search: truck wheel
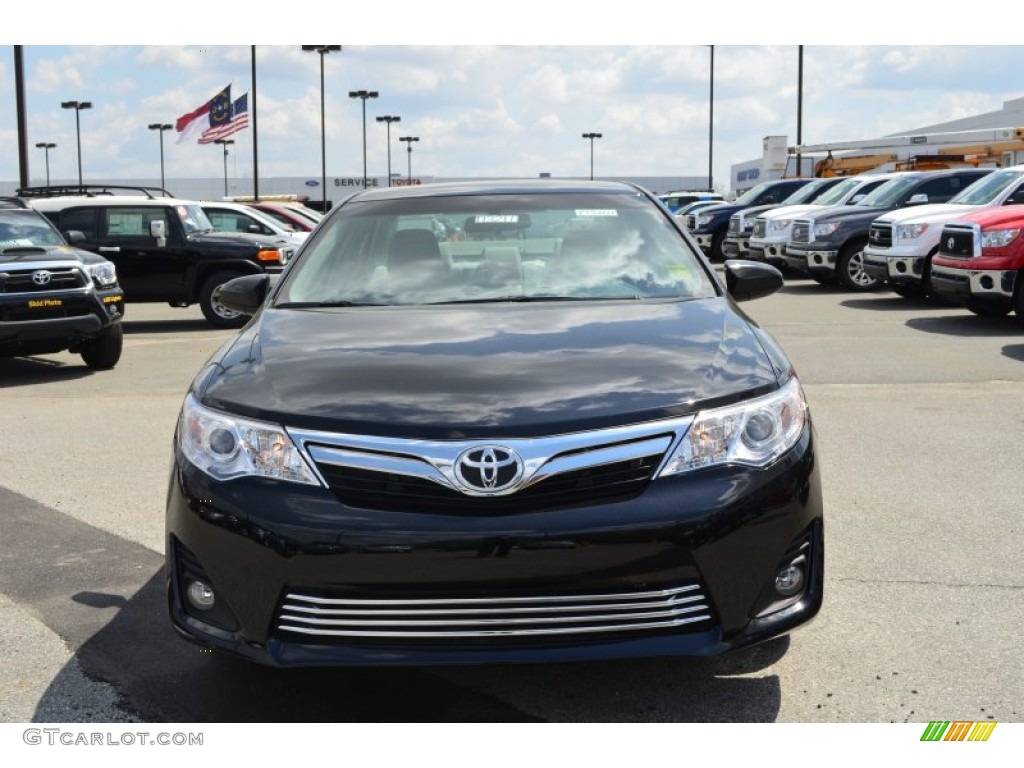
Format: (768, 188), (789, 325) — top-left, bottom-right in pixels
(710, 231), (726, 262)
(1015, 277), (1024, 325)
(80, 323), (123, 370)
(837, 241), (881, 291)
(965, 299), (1010, 318)
(199, 271), (247, 329)
(891, 284), (926, 299)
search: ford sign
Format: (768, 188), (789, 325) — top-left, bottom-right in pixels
(305, 180), (320, 187)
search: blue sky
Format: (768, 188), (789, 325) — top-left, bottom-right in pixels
(3, 9), (1022, 193)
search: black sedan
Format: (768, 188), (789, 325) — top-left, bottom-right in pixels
(166, 180), (823, 667)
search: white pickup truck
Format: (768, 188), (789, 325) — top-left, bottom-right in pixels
(862, 164), (1024, 298)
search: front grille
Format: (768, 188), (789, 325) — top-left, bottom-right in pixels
(316, 454), (662, 515)
(791, 221), (810, 243)
(275, 582), (714, 642)
(727, 217), (740, 235)
(684, 215), (696, 230)
(868, 222), (892, 249)
(752, 219), (767, 237)
(0, 267), (87, 293)
(939, 225), (977, 258)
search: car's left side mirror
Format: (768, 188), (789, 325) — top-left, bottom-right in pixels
(724, 260), (784, 302)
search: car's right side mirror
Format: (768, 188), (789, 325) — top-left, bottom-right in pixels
(150, 219), (167, 247)
(214, 273), (274, 316)
(724, 260), (784, 302)
(907, 193), (929, 205)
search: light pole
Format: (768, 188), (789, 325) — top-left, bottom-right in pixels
(582, 132), (602, 180)
(148, 123), (172, 191)
(349, 90), (379, 189)
(708, 45), (714, 192)
(34, 142), (56, 186)
(214, 139), (235, 197)
(399, 136), (419, 183)
(301, 45), (341, 210)
(60, 100), (92, 186)
(376, 115), (401, 187)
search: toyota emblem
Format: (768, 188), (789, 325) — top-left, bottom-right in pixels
(947, 237), (954, 250)
(454, 446), (523, 494)
(31, 270), (52, 286)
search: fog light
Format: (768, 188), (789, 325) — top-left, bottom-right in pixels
(980, 275), (994, 290)
(812, 255), (822, 265)
(895, 262), (906, 273)
(775, 565), (805, 597)
(187, 580), (216, 611)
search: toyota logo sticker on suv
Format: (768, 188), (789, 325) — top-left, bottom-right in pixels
(31, 270), (52, 286)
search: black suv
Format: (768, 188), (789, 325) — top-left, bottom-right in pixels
(0, 197), (124, 369)
(22, 186), (292, 328)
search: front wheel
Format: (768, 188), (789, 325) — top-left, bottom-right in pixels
(837, 241), (881, 291)
(710, 231), (726, 262)
(199, 271), (247, 329)
(80, 323), (123, 370)
(966, 300), (1010, 318)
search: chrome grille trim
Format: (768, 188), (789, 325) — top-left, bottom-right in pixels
(276, 584), (713, 638)
(289, 416), (692, 498)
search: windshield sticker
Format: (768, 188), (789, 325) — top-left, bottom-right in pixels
(474, 215), (520, 224)
(574, 209), (618, 217)
(667, 264), (694, 279)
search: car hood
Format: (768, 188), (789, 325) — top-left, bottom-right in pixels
(803, 204), (892, 224)
(0, 244), (109, 267)
(197, 299), (783, 440)
(873, 203), (976, 225)
(757, 203), (829, 221)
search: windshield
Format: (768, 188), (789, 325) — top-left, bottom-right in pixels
(0, 210), (66, 248)
(277, 191), (718, 307)
(812, 177), (863, 206)
(855, 175), (920, 207)
(779, 180), (832, 205)
(733, 182), (774, 206)
(948, 169), (1023, 205)
(177, 204), (215, 235)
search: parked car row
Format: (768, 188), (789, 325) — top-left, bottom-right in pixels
(0, 186), (327, 370)
(679, 166), (1024, 323)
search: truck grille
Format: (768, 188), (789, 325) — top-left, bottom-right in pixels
(727, 217), (740, 235)
(939, 225), (978, 258)
(752, 219), (767, 237)
(0, 267), (88, 294)
(791, 221), (810, 243)
(275, 582), (715, 642)
(868, 222), (893, 249)
(683, 215), (696, 230)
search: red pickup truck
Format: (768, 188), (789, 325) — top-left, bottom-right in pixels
(930, 207), (1024, 320)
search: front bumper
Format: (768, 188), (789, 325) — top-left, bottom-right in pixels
(0, 287), (124, 352)
(166, 427), (824, 667)
(693, 232), (714, 252)
(722, 235), (752, 259)
(929, 265), (1017, 308)
(862, 248), (925, 286)
(747, 239), (788, 267)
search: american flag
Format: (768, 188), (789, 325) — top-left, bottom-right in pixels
(198, 93), (249, 144)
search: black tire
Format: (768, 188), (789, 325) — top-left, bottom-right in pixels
(1015, 276), (1024, 325)
(836, 240), (881, 292)
(710, 230), (726, 262)
(965, 300), (1010, 318)
(809, 272), (837, 286)
(80, 323), (123, 370)
(199, 271), (247, 329)
(891, 284), (926, 299)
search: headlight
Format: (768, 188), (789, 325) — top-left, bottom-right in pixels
(659, 377), (807, 475)
(87, 261), (118, 287)
(812, 221), (842, 237)
(177, 394), (320, 485)
(896, 223), (929, 240)
(697, 212), (716, 227)
(981, 228), (1021, 248)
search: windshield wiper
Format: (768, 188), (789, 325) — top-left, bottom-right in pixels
(425, 295), (643, 305)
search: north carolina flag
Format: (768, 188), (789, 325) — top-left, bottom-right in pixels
(175, 84), (231, 144)
(198, 92), (249, 144)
